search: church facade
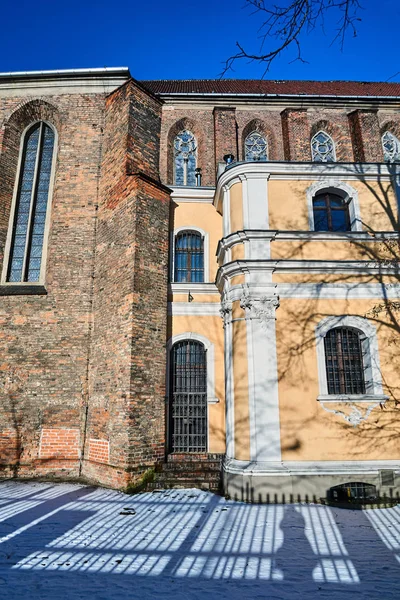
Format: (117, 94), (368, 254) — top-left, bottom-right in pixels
(0, 67), (399, 501)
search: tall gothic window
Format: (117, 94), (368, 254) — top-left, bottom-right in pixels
(311, 131), (336, 162)
(324, 327), (366, 395)
(174, 231), (204, 283)
(244, 131), (268, 161)
(174, 130), (197, 186)
(6, 122), (55, 283)
(313, 192), (351, 232)
(382, 131), (400, 162)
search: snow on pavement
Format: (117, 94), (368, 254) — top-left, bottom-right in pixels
(0, 481), (399, 599)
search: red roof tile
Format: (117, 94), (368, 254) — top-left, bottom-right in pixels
(140, 79), (400, 97)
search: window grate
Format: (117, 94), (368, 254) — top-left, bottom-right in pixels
(324, 327), (366, 395)
(169, 340), (207, 453)
(174, 231), (204, 283)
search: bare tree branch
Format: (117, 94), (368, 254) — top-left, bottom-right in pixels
(222, 0), (363, 77)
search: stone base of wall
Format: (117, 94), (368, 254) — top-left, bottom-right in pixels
(223, 459), (400, 503)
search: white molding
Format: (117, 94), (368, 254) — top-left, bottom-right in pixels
(166, 332), (219, 405)
(168, 302), (221, 316)
(215, 161), (396, 213)
(1, 120), (58, 285)
(170, 226), (209, 283)
(169, 282), (219, 294)
(306, 179), (362, 231)
(170, 186), (215, 203)
(315, 315), (385, 399)
(223, 457), (400, 476)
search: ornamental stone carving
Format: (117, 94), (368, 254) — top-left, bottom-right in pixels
(240, 293), (280, 330)
(319, 400), (383, 427)
(219, 299), (233, 328)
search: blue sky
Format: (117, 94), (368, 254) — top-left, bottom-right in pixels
(2, 0), (399, 82)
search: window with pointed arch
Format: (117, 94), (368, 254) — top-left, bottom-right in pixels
(382, 131), (400, 162)
(244, 131), (268, 161)
(4, 121), (56, 283)
(174, 230), (204, 282)
(311, 131), (336, 162)
(174, 130), (197, 186)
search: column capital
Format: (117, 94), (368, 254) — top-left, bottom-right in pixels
(240, 293), (280, 329)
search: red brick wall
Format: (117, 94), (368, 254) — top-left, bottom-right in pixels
(213, 107), (238, 166)
(40, 428), (80, 459)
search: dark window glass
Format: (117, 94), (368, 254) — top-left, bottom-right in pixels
(324, 327), (366, 395)
(7, 122), (55, 282)
(313, 192), (350, 232)
(174, 231), (204, 283)
(169, 340), (207, 452)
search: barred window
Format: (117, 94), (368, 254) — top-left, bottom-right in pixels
(244, 131), (268, 161)
(174, 130), (197, 186)
(313, 192), (351, 232)
(382, 131), (400, 163)
(311, 131), (336, 162)
(324, 327), (366, 395)
(174, 231), (204, 283)
(169, 340), (207, 453)
(6, 122), (55, 283)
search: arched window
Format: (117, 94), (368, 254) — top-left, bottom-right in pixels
(174, 231), (204, 283)
(324, 327), (366, 395)
(174, 130), (197, 186)
(313, 191), (351, 231)
(382, 131), (400, 163)
(311, 131), (336, 162)
(244, 131), (268, 161)
(6, 122), (55, 283)
(169, 339), (207, 452)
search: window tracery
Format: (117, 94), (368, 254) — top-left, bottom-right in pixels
(174, 130), (197, 186)
(311, 131), (336, 162)
(244, 131), (268, 161)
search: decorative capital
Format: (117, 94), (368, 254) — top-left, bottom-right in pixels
(219, 299), (233, 328)
(240, 293), (279, 329)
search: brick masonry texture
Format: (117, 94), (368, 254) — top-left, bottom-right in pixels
(0, 74), (399, 489)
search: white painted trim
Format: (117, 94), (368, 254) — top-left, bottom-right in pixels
(169, 282), (219, 294)
(306, 179), (362, 231)
(170, 186), (215, 202)
(166, 332), (219, 405)
(170, 226), (209, 283)
(1, 120), (58, 285)
(315, 315), (385, 397)
(224, 457), (400, 476)
(215, 161), (396, 213)
(168, 302), (221, 316)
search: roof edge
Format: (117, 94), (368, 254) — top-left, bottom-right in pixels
(0, 67), (131, 80)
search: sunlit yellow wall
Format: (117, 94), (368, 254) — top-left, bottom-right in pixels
(170, 201), (222, 281)
(276, 297), (400, 461)
(268, 179), (398, 231)
(231, 301), (250, 460)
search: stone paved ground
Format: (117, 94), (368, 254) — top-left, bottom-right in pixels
(0, 481), (399, 599)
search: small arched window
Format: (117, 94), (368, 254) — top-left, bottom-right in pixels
(313, 192), (351, 231)
(324, 327), (366, 395)
(6, 122), (55, 283)
(382, 131), (400, 163)
(174, 231), (204, 283)
(311, 131), (336, 162)
(174, 130), (197, 186)
(244, 131), (268, 161)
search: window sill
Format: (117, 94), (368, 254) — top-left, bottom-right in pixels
(0, 284), (47, 296)
(317, 394), (388, 403)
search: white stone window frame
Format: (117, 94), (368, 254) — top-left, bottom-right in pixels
(311, 130), (336, 163)
(170, 226), (209, 283)
(1, 120), (58, 286)
(306, 180), (362, 232)
(315, 315), (387, 402)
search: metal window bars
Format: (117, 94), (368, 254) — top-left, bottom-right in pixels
(169, 340), (207, 453)
(324, 327), (366, 395)
(174, 231), (204, 283)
